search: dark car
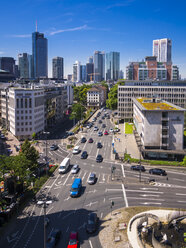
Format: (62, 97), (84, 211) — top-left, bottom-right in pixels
(46, 229), (61, 248)
(96, 154), (103, 163)
(50, 144), (58, 151)
(97, 142), (102, 148)
(86, 213), (99, 234)
(98, 120), (102, 124)
(102, 124), (106, 128)
(81, 151), (88, 159)
(88, 138), (93, 143)
(149, 168), (167, 176)
(101, 116), (105, 120)
(130, 165), (146, 172)
(107, 115), (110, 119)
(81, 137), (86, 143)
(87, 173), (96, 185)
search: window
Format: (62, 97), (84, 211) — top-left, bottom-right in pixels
(21, 116), (23, 120)
(25, 98), (27, 108)
(25, 128), (28, 131)
(25, 122), (28, 125)
(29, 110), (32, 113)
(17, 128), (20, 131)
(29, 122), (32, 125)
(21, 110), (24, 114)
(21, 99), (23, 108)
(29, 99), (32, 108)
(29, 116), (32, 119)
(17, 110), (19, 114)
(17, 117), (19, 120)
(16, 99), (19, 108)
(21, 122), (24, 125)
(25, 116), (28, 120)
(21, 128), (24, 131)
(30, 128), (32, 131)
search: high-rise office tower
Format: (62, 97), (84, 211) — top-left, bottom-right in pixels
(0, 57), (15, 74)
(80, 65), (86, 82)
(28, 55), (33, 78)
(32, 31), (48, 78)
(106, 52), (120, 81)
(52, 57), (64, 79)
(73, 61), (81, 82)
(18, 53), (29, 78)
(94, 51), (105, 82)
(88, 56), (93, 64)
(86, 62), (94, 82)
(153, 38), (172, 63)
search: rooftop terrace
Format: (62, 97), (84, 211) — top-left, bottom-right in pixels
(137, 98), (179, 111)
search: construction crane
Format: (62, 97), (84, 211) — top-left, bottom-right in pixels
(88, 73), (100, 82)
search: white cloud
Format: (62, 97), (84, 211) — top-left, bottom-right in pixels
(0, 51), (4, 55)
(106, 0), (135, 9)
(49, 25), (88, 36)
(10, 34), (31, 38)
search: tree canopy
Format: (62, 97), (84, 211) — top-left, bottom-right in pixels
(106, 81), (125, 110)
(70, 103), (86, 121)
(73, 85), (92, 105)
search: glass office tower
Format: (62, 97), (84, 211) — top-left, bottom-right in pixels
(94, 51), (105, 82)
(106, 52), (120, 81)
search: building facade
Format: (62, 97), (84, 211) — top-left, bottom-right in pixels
(153, 38), (172, 63)
(52, 57), (64, 79)
(94, 51), (105, 82)
(0, 57), (16, 75)
(106, 52), (120, 81)
(80, 65), (86, 82)
(18, 53), (29, 78)
(87, 85), (107, 109)
(32, 32), (48, 78)
(118, 80), (186, 121)
(73, 61), (81, 82)
(86, 62), (94, 82)
(126, 56), (179, 81)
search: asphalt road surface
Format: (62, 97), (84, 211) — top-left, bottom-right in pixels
(2, 110), (186, 248)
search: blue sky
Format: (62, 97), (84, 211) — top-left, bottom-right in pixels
(1, 0), (186, 78)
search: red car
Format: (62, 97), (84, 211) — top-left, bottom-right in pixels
(104, 130), (109, 135)
(67, 231), (79, 248)
(88, 138), (93, 143)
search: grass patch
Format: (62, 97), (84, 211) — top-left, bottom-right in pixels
(125, 122), (133, 134)
(67, 144), (74, 149)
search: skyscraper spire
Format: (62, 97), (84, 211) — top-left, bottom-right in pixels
(36, 20), (37, 32)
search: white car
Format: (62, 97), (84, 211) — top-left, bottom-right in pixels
(109, 128), (114, 133)
(71, 164), (79, 174)
(94, 126), (98, 131)
(72, 146), (80, 154)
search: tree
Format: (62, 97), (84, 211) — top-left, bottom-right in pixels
(32, 132), (36, 140)
(106, 83), (118, 110)
(181, 155), (186, 166)
(70, 103), (86, 123)
(20, 139), (39, 171)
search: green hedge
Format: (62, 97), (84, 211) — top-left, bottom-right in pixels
(67, 144), (74, 149)
(33, 176), (48, 193)
(124, 153), (182, 166)
(49, 165), (58, 175)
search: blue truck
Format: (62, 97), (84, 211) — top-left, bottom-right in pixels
(70, 178), (82, 197)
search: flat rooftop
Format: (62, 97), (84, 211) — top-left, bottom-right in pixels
(136, 97), (179, 111)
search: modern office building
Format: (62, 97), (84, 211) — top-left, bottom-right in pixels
(32, 31), (48, 78)
(67, 74), (72, 81)
(86, 62), (94, 82)
(52, 57), (64, 79)
(28, 55), (33, 78)
(117, 80), (186, 122)
(0, 57), (16, 75)
(94, 51), (105, 82)
(80, 65), (86, 82)
(126, 56), (179, 81)
(153, 38), (172, 63)
(73, 61), (81, 82)
(88, 56), (93, 64)
(18, 53), (29, 78)
(106, 52), (120, 81)
(119, 70), (124, 79)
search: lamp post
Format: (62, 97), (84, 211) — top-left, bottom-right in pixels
(139, 144), (142, 182)
(43, 131), (50, 175)
(37, 199), (52, 248)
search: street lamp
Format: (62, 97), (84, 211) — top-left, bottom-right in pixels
(37, 199), (52, 248)
(139, 144), (142, 182)
(43, 131), (50, 175)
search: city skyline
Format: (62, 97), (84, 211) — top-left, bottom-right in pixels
(0, 0), (186, 78)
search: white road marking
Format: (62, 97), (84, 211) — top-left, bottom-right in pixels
(126, 189), (164, 194)
(173, 178), (185, 182)
(66, 226), (69, 232)
(140, 187), (159, 190)
(46, 206), (53, 214)
(82, 172), (87, 181)
(62, 211), (75, 220)
(85, 201), (98, 207)
(127, 197), (165, 201)
(105, 188), (122, 192)
(140, 194), (160, 197)
(63, 172), (71, 186)
(101, 212), (103, 219)
(89, 240), (93, 248)
(107, 175), (110, 183)
(64, 197), (70, 201)
(103, 198), (105, 203)
(109, 197), (122, 200)
(122, 184), (128, 207)
(177, 200), (186, 203)
(47, 174), (60, 193)
(97, 173), (100, 182)
(176, 193), (186, 196)
(103, 174), (105, 181)
(121, 164), (125, 178)
(141, 202), (162, 205)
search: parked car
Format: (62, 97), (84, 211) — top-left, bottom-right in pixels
(109, 128), (114, 133)
(87, 173), (96, 185)
(98, 131), (103, 137)
(81, 137), (86, 143)
(102, 124), (106, 128)
(97, 142), (102, 148)
(81, 151), (88, 159)
(104, 130), (109, 135)
(46, 229), (61, 248)
(149, 168), (167, 176)
(68, 132), (74, 136)
(50, 144), (58, 151)
(86, 213), (99, 234)
(88, 138), (93, 143)
(130, 165), (146, 172)
(101, 116), (105, 120)
(72, 146), (80, 154)
(98, 120), (102, 124)
(67, 231), (79, 248)
(96, 154), (103, 163)
(94, 126), (99, 131)
(71, 164), (79, 174)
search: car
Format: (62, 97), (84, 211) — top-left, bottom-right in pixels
(68, 132), (74, 136)
(102, 124), (106, 128)
(67, 231), (79, 248)
(72, 146), (80, 154)
(81, 137), (86, 143)
(101, 116), (105, 120)
(109, 128), (114, 133)
(88, 138), (93, 143)
(114, 128), (120, 132)
(87, 173), (96, 185)
(97, 142), (102, 148)
(107, 115), (110, 119)
(0, 134), (6, 140)
(46, 229), (61, 248)
(71, 164), (79, 174)
(86, 213), (99, 234)
(130, 165), (146, 172)
(86, 125), (91, 129)
(98, 120), (102, 124)
(50, 144), (58, 151)
(149, 168), (167, 176)
(81, 151), (88, 159)
(94, 126), (99, 131)
(104, 130), (109, 135)
(96, 154), (103, 163)
(98, 131), (103, 137)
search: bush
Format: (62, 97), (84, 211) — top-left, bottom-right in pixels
(49, 165), (58, 175)
(67, 144), (74, 149)
(33, 176), (48, 193)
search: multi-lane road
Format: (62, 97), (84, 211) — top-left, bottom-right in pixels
(2, 110), (186, 248)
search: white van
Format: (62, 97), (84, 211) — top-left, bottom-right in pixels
(58, 157), (70, 174)
(72, 146), (80, 154)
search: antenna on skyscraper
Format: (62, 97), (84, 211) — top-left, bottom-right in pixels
(36, 20), (38, 32)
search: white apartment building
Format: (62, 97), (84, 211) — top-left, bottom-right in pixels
(133, 97), (185, 151)
(73, 61), (81, 82)
(153, 38), (172, 63)
(1, 87), (44, 140)
(87, 88), (100, 109)
(118, 81), (186, 121)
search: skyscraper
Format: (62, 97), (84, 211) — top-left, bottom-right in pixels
(52, 57), (64, 79)
(18, 53), (29, 78)
(106, 52), (120, 81)
(32, 31), (48, 78)
(73, 61), (81, 82)
(153, 38), (172, 63)
(80, 65), (86, 82)
(94, 51), (105, 82)
(0, 57), (15, 74)
(28, 55), (33, 78)
(88, 56), (93, 63)
(86, 62), (94, 82)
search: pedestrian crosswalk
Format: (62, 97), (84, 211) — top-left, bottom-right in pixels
(153, 182), (186, 188)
